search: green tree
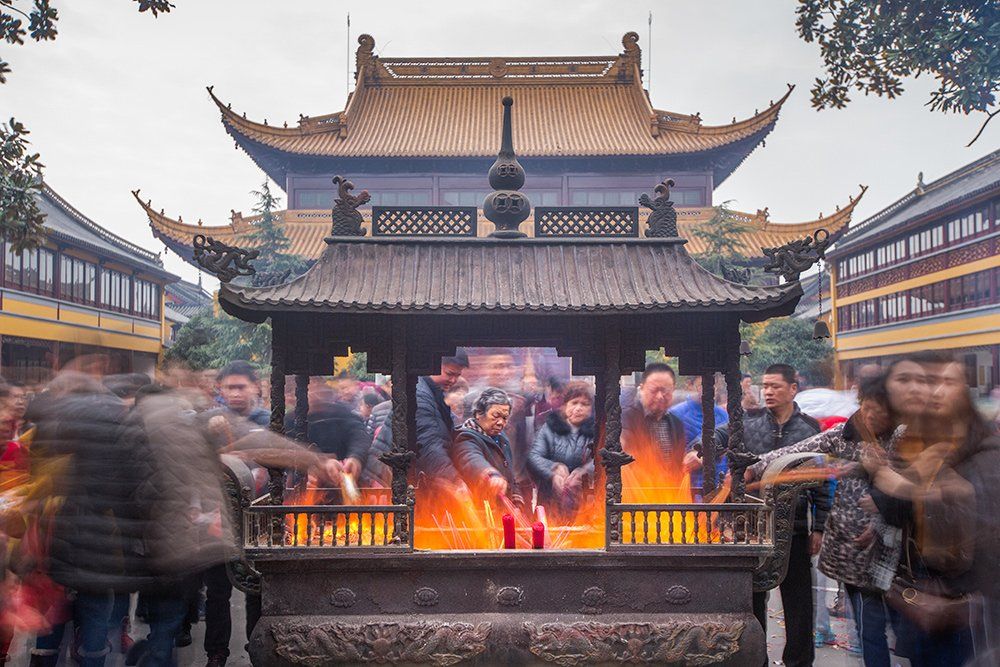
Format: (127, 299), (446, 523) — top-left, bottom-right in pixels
(691, 201), (758, 282)
(165, 309), (272, 372)
(795, 0), (1000, 144)
(241, 179), (307, 283)
(741, 317), (834, 387)
(0, 1), (173, 248)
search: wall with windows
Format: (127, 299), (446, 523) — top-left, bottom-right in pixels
(1, 242), (161, 321)
(837, 267), (998, 332)
(838, 200), (996, 281)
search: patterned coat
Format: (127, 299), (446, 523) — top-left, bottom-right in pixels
(750, 418), (904, 591)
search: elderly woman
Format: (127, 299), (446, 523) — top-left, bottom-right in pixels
(527, 381), (595, 520)
(450, 388), (522, 506)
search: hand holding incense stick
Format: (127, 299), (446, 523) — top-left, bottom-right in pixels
(341, 472), (361, 504)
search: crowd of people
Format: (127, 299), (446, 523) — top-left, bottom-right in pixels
(0, 347), (997, 666)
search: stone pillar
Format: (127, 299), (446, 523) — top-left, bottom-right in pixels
(700, 372), (716, 497)
(293, 374), (309, 442)
(268, 341), (286, 505)
(380, 319), (414, 543)
(599, 319), (634, 545)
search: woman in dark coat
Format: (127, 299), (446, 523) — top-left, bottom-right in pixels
(450, 388), (522, 507)
(527, 381), (595, 520)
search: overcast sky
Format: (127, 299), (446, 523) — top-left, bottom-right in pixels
(1, 0), (994, 285)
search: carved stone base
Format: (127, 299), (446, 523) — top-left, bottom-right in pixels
(250, 613), (761, 666)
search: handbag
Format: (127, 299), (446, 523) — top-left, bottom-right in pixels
(885, 537), (973, 635)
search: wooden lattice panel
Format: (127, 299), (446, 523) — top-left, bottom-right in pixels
(534, 207), (639, 237)
(372, 206), (477, 236)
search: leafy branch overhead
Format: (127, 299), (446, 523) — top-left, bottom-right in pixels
(796, 0), (1000, 144)
(0, 0), (173, 249)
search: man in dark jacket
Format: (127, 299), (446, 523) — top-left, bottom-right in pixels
(305, 378), (371, 479)
(698, 363), (829, 667)
(621, 364), (687, 473)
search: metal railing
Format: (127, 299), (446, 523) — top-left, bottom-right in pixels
(244, 502), (414, 551)
(606, 501), (773, 549)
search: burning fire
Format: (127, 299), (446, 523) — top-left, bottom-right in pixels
(277, 431), (732, 550)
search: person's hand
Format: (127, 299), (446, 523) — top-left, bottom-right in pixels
(854, 523), (876, 548)
(859, 493), (878, 515)
(809, 531), (823, 556)
(565, 467), (586, 490)
(683, 450), (702, 472)
(318, 457), (343, 485)
(208, 414), (229, 439)
(341, 457), (362, 479)
(742, 466), (758, 484)
(485, 473), (508, 497)
(860, 442), (887, 476)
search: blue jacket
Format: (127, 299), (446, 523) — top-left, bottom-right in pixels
(669, 398), (729, 445)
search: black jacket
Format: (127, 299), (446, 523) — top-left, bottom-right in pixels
(704, 402), (830, 535)
(450, 426), (517, 499)
(414, 377), (462, 483)
(306, 401), (371, 464)
(527, 411), (595, 515)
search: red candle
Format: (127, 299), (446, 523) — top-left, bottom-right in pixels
(532, 521), (545, 549)
(502, 513), (516, 549)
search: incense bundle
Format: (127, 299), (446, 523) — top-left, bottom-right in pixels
(502, 513), (516, 549)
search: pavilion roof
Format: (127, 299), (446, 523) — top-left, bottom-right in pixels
(135, 187), (864, 265)
(208, 33), (791, 177)
(217, 237), (802, 322)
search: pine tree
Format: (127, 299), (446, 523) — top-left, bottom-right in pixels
(242, 179), (307, 282)
(692, 201), (757, 282)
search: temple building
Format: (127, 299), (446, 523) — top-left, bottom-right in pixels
(829, 149), (1000, 394)
(1, 184), (178, 384)
(136, 32), (863, 268)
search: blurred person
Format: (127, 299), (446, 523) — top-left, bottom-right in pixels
(359, 391), (381, 435)
(741, 373), (760, 412)
(532, 377), (565, 430)
(6, 381), (29, 436)
(415, 352), (470, 490)
(526, 381), (595, 520)
(865, 354), (1000, 666)
(473, 350), (534, 499)
(621, 364), (686, 472)
(306, 379), (370, 481)
(746, 370), (910, 667)
(699, 363), (829, 667)
(444, 378), (470, 423)
(212, 361), (269, 428)
(671, 375), (729, 492)
(450, 388), (523, 509)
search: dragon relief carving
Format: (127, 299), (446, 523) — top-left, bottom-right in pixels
(270, 621), (491, 666)
(761, 228), (830, 282)
(524, 620), (744, 666)
(639, 179), (678, 238)
(192, 234), (259, 283)
(330, 175), (371, 236)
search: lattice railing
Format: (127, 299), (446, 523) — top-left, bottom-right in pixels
(607, 502), (772, 549)
(372, 206), (478, 236)
(244, 503), (413, 551)
(534, 206), (639, 237)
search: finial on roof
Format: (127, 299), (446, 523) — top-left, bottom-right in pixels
(484, 97), (530, 239)
(356, 34), (376, 78)
(622, 31), (640, 57)
(640, 178), (678, 238)
(330, 176), (370, 236)
(916, 171), (925, 194)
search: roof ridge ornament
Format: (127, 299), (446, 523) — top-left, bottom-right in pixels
(192, 234), (259, 283)
(640, 178), (678, 237)
(356, 34), (376, 80)
(330, 176), (370, 236)
(484, 97), (530, 239)
(761, 228), (830, 282)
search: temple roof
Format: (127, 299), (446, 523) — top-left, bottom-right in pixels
(135, 187), (864, 265)
(209, 33), (792, 184)
(218, 237), (802, 322)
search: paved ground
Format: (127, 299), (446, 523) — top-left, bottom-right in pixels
(8, 588), (908, 667)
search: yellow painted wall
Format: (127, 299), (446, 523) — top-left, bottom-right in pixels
(836, 311), (1000, 360)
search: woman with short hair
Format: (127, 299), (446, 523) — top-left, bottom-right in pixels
(527, 381), (595, 520)
(450, 388), (522, 506)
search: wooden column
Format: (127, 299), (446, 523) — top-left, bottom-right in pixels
(700, 372), (717, 497)
(599, 319), (634, 545)
(293, 374), (309, 442)
(380, 319), (414, 543)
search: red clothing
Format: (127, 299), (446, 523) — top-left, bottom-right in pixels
(0, 439), (27, 492)
(818, 415), (848, 432)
